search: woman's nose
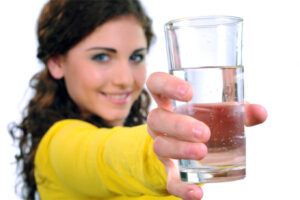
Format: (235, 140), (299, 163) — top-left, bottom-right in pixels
(111, 60), (133, 88)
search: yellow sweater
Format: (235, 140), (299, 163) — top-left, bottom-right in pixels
(34, 119), (180, 200)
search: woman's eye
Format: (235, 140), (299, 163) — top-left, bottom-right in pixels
(129, 54), (144, 63)
(92, 53), (109, 62)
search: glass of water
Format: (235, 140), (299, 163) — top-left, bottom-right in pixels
(164, 16), (245, 183)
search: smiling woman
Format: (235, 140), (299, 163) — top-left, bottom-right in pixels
(47, 15), (148, 126)
(8, 0), (267, 200)
(9, 0), (155, 199)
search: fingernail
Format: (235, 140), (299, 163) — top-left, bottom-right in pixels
(177, 84), (189, 99)
(192, 124), (203, 140)
(193, 189), (203, 200)
(187, 190), (195, 199)
(188, 190), (202, 200)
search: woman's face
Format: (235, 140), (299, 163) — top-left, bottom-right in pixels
(50, 16), (147, 126)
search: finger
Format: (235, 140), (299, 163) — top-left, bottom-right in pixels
(147, 108), (210, 143)
(153, 135), (207, 160)
(245, 103), (268, 126)
(146, 72), (193, 109)
(163, 159), (203, 200)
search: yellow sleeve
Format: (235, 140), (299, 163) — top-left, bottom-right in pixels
(34, 119), (168, 198)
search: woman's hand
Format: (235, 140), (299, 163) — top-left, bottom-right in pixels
(146, 72), (267, 200)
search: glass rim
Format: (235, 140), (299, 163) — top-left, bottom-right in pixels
(165, 15), (243, 29)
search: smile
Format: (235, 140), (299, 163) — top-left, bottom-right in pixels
(106, 94), (128, 99)
(101, 92), (131, 104)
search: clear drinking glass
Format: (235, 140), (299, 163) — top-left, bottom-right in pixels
(164, 16), (245, 183)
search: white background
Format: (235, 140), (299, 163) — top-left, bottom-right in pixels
(1, 0), (299, 199)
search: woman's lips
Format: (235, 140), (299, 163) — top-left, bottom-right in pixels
(101, 92), (131, 104)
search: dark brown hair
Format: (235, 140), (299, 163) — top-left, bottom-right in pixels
(9, 0), (154, 199)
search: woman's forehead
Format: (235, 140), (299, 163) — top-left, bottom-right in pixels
(74, 15), (147, 50)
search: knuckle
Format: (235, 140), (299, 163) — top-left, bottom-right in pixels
(185, 143), (207, 160)
(185, 145), (197, 158)
(152, 136), (163, 155)
(146, 72), (162, 90)
(146, 73), (154, 89)
(202, 125), (211, 143)
(172, 115), (186, 135)
(197, 143), (207, 160)
(147, 108), (159, 128)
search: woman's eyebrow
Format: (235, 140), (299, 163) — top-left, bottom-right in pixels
(86, 47), (117, 53)
(86, 47), (147, 54)
(132, 48), (147, 54)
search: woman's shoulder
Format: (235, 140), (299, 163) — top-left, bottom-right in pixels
(36, 119), (100, 153)
(50, 119), (98, 131)
(48, 119), (147, 134)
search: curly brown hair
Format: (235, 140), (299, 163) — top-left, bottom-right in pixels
(9, 0), (154, 199)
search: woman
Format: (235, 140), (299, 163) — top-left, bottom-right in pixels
(10, 0), (267, 200)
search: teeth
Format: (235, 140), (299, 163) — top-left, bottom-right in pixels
(106, 94), (127, 99)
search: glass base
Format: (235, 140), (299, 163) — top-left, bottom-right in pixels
(180, 165), (245, 183)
